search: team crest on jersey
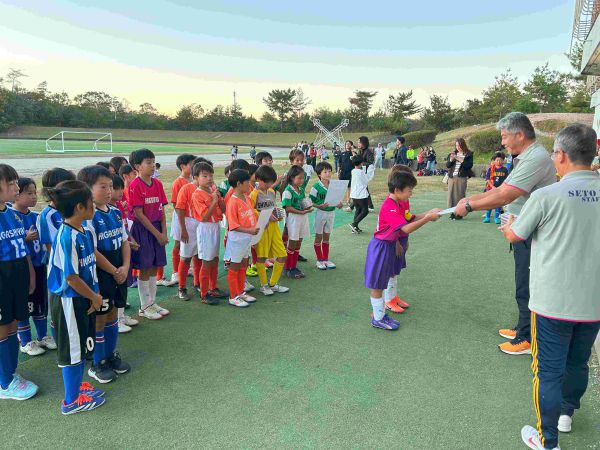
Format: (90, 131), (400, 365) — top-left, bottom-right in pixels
(13, 213), (22, 223)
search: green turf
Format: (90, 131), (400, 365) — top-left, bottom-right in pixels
(2, 191), (598, 449)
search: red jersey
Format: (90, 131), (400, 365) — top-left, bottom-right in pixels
(128, 176), (168, 223)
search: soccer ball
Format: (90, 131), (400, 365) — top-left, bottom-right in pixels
(300, 198), (313, 210)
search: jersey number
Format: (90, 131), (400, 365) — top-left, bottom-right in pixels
(88, 264), (99, 284)
(111, 237), (122, 250)
(86, 337), (94, 352)
(100, 298), (110, 312)
(10, 238), (26, 258)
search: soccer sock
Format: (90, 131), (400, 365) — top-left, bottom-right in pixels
(384, 276), (397, 302)
(237, 267), (247, 296)
(193, 258), (202, 287)
(118, 307), (124, 319)
(33, 316), (47, 340)
(256, 262), (267, 286)
(8, 331), (18, 376)
(270, 261), (284, 286)
(93, 330), (105, 366)
(227, 268), (239, 298)
(0, 337), (13, 389)
(148, 276), (157, 306)
(62, 364), (83, 405)
(209, 264), (218, 290)
(251, 247), (257, 265)
(371, 297), (385, 321)
(172, 245), (180, 276)
(199, 264), (211, 297)
(284, 248), (294, 270)
(178, 260), (191, 289)
(322, 242), (330, 261)
(104, 320), (119, 358)
(313, 243), (323, 261)
(292, 250), (300, 269)
(137, 279), (150, 309)
(156, 266), (164, 280)
(17, 321), (32, 346)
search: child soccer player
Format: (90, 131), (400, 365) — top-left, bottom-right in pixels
(78, 166), (131, 383)
(349, 155), (375, 234)
(13, 178), (50, 356)
(364, 171), (440, 330)
(483, 152), (509, 224)
(250, 165), (289, 296)
(0, 164), (38, 401)
(218, 165), (231, 198)
(224, 169), (259, 307)
(282, 165), (313, 279)
(310, 162), (342, 270)
(190, 162), (228, 303)
(46, 180), (105, 413)
(128, 149), (170, 320)
(246, 164), (260, 278)
(255, 151), (273, 167)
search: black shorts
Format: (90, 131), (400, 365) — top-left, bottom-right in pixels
(28, 265), (48, 318)
(97, 249), (128, 315)
(48, 292), (60, 324)
(0, 258), (30, 325)
(52, 295), (95, 367)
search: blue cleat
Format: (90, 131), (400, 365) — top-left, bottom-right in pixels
(79, 381), (105, 397)
(371, 314), (400, 330)
(61, 393), (106, 415)
(0, 376), (38, 400)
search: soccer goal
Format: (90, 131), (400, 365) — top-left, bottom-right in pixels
(45, 131), (113, 153)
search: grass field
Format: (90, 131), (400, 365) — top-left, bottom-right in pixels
(1, 171), (598, 449)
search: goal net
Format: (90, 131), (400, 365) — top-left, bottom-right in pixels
(45, 131), (113, 153)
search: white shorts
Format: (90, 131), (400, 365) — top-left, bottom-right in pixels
(314, 210), (335, 235)
(170, 210), (182, 241)
(223, 230), (252, 263)
(286, 213), (310, 241)
(179, 217), (199, 258)
(196, 222), (220, 261)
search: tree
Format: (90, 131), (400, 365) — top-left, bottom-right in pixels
(564, 86), (593, 113)
(6, 68), (27, 92)
(523, 64), (569, 112)
(175, 103), (204, 130)
(480, 70), (523, 120)
(421, 95), (455, 131)
(385, 90), (421, 120)
(348, 90), (377, 129)
(139, 102), (158, 115)
(292, 88), (311, 119)
(263, 88), (296, 130)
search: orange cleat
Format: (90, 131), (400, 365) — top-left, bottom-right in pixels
(391, 296), (410, 309)
(498, 339), (531, 355)
(498, 328), (517, 340)
(385, 300), (405, 313)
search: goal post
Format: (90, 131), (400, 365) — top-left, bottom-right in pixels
(45, 131), (113, 153)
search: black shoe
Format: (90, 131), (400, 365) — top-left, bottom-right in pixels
(349, 224), (359, 234)
(201, 296), (219, 305)
(88, 361), (117, 383)
(125, 303), (132, 309)
(297, 254), (307, 262)
(449, 213), (456, 220)
(177, 288), (190, 301)
(356, 227), (363, 234)
(107, 352), (131, 374)
(454, 215), (463, 220)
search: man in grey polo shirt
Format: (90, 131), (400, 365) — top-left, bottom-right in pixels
(455, 112), (556, 355)
(500, 124), (600, 450)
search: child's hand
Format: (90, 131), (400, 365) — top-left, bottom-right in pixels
(114, 266), (128, 285)
(321, 203), (329, 209)
(88, 293), (103, 315)
(25, 225), (39, 242)
(158, 233), (169, 246)
(426, 209), (442, 221)
(395, 240), (404, 257)
(303, 207), (313, 214)
(250, 227), (260, 235)
(180, 228), (189, 244)
(129, 239), (140, 251)
(336, 202), (343, 209)
(211, 191), (219, 204)
(269, 214), (278, 222)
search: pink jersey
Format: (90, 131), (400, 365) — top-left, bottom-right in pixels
(128, 176), (168, 223)
(373, 196), (411, 241)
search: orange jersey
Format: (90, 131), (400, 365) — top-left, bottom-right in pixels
(171, 176), (191, 204)
(191, 188), (223, 223)
(175, 182), (197, 218)
(224, 184), (254, 205)
(226, 194), (256, 231)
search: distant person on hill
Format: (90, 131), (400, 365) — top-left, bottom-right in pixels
(333, 144), (342, 172)
(230, 146), (238, 161)
(445, 138), (473, 220)
(338, 140), (354, 209)
(394, 136), (408, 165)
(426, 147), (437, 172)
(375, 143), (385, 169)
(482, 152), (508, 224)
(249, 146), (257, 163)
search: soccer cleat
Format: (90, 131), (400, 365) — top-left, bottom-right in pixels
(498, 328), (517, 340)
(390, 296), (409, 309)
(118, 322), (132, 334)
(494, 217), (501, 225)
(521, 425), (560, 450)
(297, 254), (307, 262)
(79, 381), (104, 398)
(88, 361), (117, 384)
(244, 281), (255, 292)
(324, 260), (337, 269)
(356, 227), (364, 234)
(61, 393), (106, 415)
(121, 315), (139, 327)
(246, 265), (258, 277)
(138, 306), (162, 320)
(178, 288), (191, 301)
(558, 415), (572, 433)
(270, 284), (289, 293)
(499, 339), (531, 355)
(156, 278), (177, 287)
(39, 335), (57, 350)
(368, 208), (374, 213)
(295, 268), (306, 278)
(316, 261), (327, 270)
(171, 272), (179, 283)
(107, 352), (131, 374)
(151, 303), (170, 316)
(228, 296), (250, 308)
(201, 296), (219, 305)
(260, 285), (274, 296)
(349, 223), (359, 234)
(385, 300), (405, 314)
(125, 302), (132, 309)
(482, 217), (491, 223)
(241, 293), (256, 303)
(0, 376), (38, 400)
(207, 288), (227, 299)
(194, 285), (201, 293)
(287, 268), (303, 279)
(129, 280), (138, 289)
(371, 314), (400, 331)
(20, 340), (46, 356)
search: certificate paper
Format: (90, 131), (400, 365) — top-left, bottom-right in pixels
(323, 180), (348, 207)
(437, 207), (456, 216)
(251, 208), (274, 245)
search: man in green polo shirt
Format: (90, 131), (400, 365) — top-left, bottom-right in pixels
(455, 112), (556, 355)
(500, 123), (600, 450)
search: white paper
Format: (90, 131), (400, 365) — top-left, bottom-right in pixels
(251, 208), (274, 245)
(437, 207), (456, 216)
(323, 180), (348, 207)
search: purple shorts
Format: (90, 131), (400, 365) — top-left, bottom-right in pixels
(364, 238), (406, 290)
(130, 221), (167, 271)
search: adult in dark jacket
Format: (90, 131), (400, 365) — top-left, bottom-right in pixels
(338, 140), (355, 207)
(446, 137), (474, 219)
(357, 136), (374, 210)
(394, 136), (408, 165)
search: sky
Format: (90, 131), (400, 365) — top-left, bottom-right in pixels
(0, 0), (577, 117)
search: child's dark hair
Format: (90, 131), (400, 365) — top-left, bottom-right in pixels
(255, 165), (277, 183)
(248, 164), (259, 178)
(388, 171), (417, 193)
(289, 149), (304, 162)
(48, 180), (92, 219)
(315, 161), (332, 177)
(77, 165), (113, 188)
(230, 159), (250, 172)
(41, 168), (76, 201)
(0, 164), (18, 186)
(255, 151), (272, 165)
(129, 148), (155, 168)
(493, 151), (506, 160)
(389, 164), (413, 178)
(96, 161), (110, 170)
(118, 164), (135, 177)
(17, 177), (36, 194)
(176, 153), (197, 170)
(109, 156), (128, 173)
(155, 162), (161, 169)
(112, 174), (125, 190)
(192, 162), (214, 177)
(193, 156), (213, 167)
(286, 165), (305, 184)
(224, 164), (231, 176)
(351, 155), (363, 167)
(228, 169), (251, 188)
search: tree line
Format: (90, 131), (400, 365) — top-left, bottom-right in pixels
(0, 48), (591, 135)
